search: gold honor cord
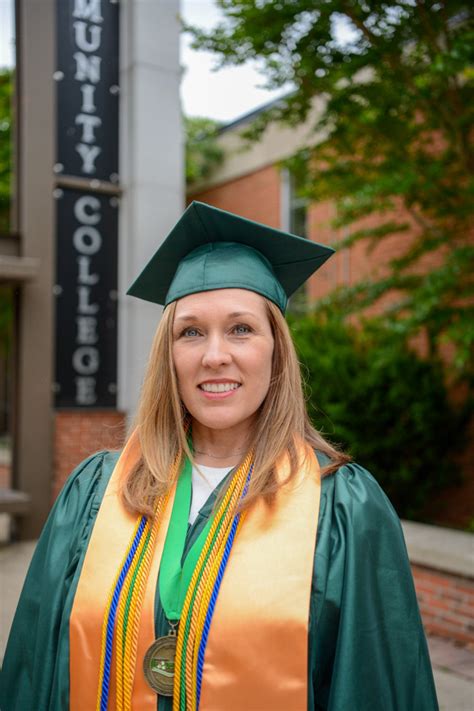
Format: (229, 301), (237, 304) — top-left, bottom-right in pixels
(95, 454), (179, 711)
(117, 492), (170, 709)
(172, 451), (253, 711)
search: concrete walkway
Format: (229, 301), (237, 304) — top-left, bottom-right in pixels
(1, 540), (473, 708)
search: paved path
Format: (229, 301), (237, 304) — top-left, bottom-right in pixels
(1, 541), (473, 708)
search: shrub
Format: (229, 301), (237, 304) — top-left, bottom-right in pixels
(289, 313), (466, 519)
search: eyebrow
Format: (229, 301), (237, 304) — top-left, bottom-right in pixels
(174, 310), (256, 323)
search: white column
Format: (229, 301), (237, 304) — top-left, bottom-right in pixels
(118, 0), (184, 418)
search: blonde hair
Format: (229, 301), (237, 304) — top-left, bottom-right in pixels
(121, 297), (350, 517)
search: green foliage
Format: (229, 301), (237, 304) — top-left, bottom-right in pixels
(0, 68), (13, 233)
(187, 1), (474, 381)
(289, 311), (467, 518)
(185, 116), (224, 185)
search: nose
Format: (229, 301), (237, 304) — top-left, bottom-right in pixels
(201, 333), (232, 369)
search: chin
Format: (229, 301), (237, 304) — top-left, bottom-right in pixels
(190, 408), (255, 433)
(194, 416), (241, 431)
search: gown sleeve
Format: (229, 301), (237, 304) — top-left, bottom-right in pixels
(0, 450), (119, 711)
(309, 462), (439, 711)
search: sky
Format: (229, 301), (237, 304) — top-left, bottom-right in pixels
(180, 0), (288, 122)
(0, 0), (286, 124)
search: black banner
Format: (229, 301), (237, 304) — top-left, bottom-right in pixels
(56, 0), (119, 182)
(55, 0), (120, 408)
(55, 189), (118, 408)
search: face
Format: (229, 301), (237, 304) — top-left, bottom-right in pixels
(172, 289), (274, 437)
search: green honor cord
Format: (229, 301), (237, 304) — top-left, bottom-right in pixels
(159, 458), (216, 622)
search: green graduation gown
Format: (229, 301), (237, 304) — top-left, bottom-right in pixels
(0, 450), (438, 710)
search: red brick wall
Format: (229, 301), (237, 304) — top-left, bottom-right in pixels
(188, 165), (281, 228)
(190, 171), (474, 528)
(413, 564), (474, 644)
(305, 199), (446, 309)
(53, 411), (126, 498)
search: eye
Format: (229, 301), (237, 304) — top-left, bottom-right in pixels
(232, 323), (252, 335)
(180, 326), (201, 338)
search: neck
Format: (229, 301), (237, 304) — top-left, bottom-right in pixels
(191, 419), (252, 468)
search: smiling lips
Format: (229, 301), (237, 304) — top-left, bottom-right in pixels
(198, 381), (241, 398)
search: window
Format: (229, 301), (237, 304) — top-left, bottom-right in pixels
(284, 170), (309, 315)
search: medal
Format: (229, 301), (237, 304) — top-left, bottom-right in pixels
(142, 453), (251, 702)
(143, 624), (178, 696)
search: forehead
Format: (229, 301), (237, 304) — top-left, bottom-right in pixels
(173, 288), (268, 320)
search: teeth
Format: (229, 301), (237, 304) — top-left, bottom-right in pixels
(200, 382), (240, 393)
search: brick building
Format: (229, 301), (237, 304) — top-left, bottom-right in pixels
(186, 105), (474, 646)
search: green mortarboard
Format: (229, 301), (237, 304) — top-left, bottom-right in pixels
(127, 201), (334, 313)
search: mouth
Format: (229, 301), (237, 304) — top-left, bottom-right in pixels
(198, 381), (241, 393)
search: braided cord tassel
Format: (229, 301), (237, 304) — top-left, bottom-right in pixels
(173, 455), (250, 711)
(173, 487), (237, 711)
(95, 515), (147, 711)
(177, 502), (232, 711)
(196, 517), (245, 702)
(94, 452), (182, 711)
(187, 527), (234, 710)
(182, 495), (237, 708)
(173, 454), (253, 711)
(115, 523), (152, 709)
(184, 470), (249, 707)
(195, 508), (248, 705)
(192, 467), (252, 708)
(122, 491), (171, 710)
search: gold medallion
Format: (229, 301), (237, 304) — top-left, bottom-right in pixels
(143, 634), (177, 696)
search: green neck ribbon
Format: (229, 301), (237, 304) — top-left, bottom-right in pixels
(159, 458), (216, 622)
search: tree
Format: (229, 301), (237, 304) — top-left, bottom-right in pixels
(185, 115), (224, 185)
(289, 310), (466, 519)
(187, 1), (474, 379)
(0, 68), (13, 234)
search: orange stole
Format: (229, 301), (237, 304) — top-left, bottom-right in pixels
(70, 440), (321, 710)
(69, 433), (176, 711)
(199, 447), (321, 711)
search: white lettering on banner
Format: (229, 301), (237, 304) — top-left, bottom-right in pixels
(77, 256), (99, 285)
(73, 0), (103, 23)
(71, 1), (104, 173)
(73, 52), (101, 84)
(77, 316), (99, 344)
(74, 195), (101, 224)
(73, 225), (102, 254)
(71, 193), (102, 404)
(73, 21), (102, 52)
(75, 113), (102, 143)
(80, 84), (96, 113)
(75, 144), (101, 174)
(73, 347), (100, 375)
(78, 286), (99, 314)
(69, 0), (116, 179)
(75, 376), (97, 405)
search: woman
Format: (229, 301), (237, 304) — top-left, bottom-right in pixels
(1, 202), (438, 710)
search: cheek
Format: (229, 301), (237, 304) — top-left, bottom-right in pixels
(253, 343), (274, 393)
(264, 355), (274, 391)
(172, 347), (190, 393)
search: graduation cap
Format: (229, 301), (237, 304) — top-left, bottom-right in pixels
(127, 201), (334, 313)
